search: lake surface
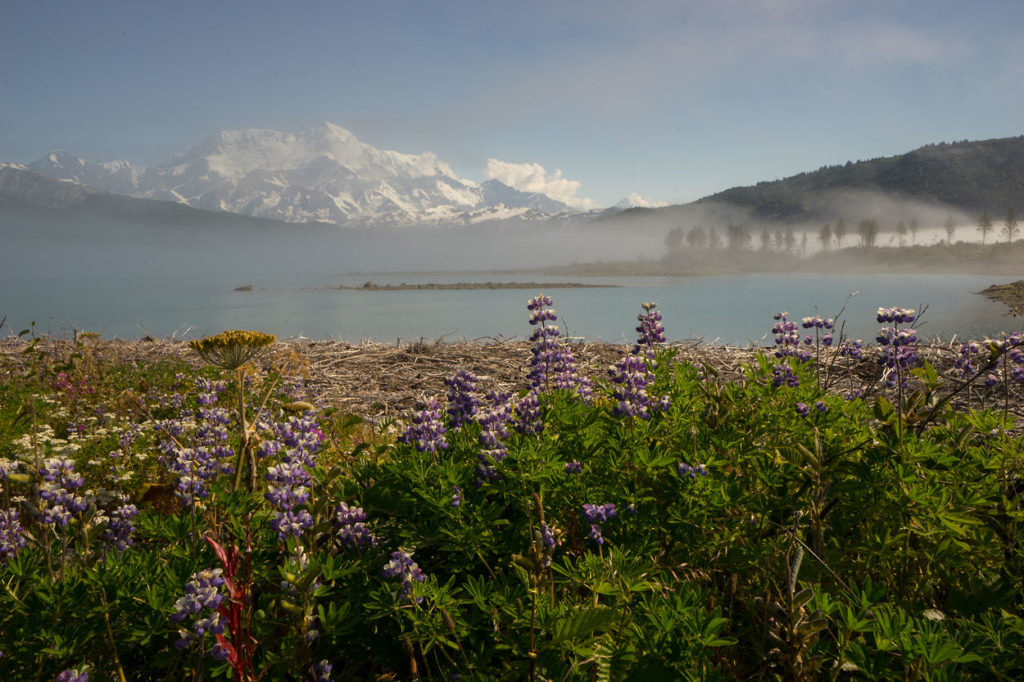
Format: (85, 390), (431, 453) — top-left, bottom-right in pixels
(1, 269), (1018, 346)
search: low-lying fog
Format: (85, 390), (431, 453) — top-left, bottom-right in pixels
(0, 188), (1007, 295)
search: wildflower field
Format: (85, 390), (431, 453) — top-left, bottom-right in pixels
(1, 297), (1023, 681)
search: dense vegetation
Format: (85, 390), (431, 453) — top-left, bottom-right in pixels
(698, 136), (1024, 221)
(1, 299), (1022, 680)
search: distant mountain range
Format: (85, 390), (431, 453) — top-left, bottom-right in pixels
(0, 163), (290, 229)
(8, 129), (1024, 230)
(23, 122), (590, 226)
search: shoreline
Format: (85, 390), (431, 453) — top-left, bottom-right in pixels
(234, 281), (616, 292)
(978, 280), (1024, 316)
(5, 335), (1021, 424)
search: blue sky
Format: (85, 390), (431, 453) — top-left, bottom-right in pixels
(3, 0), (1022, 208)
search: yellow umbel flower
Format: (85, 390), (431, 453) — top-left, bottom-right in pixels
(189, 330), (276, 370)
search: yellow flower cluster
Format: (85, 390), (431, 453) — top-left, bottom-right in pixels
(188, 330), (276, 370)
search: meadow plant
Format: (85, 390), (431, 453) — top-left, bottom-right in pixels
(2, 301), (1024, 679)
(188, 329), (276, 492)
(525, 295), (593, 400)
(444, 369), (478, 430)
(333, 501), (378, 549)
(398, 398), (449, 454)
(0, 508), (27, 563)
(38, 457), (88, 528)
(476, 390), (513, 483)
(608, 302), (671, 419)
(100, 503), (139, 553)
(582, 502), (616, 546)
(677, 462), (708, 478)
(772, 311), (812, 363)
(382, 549), (426, 603)
(170, 568), (229, 655)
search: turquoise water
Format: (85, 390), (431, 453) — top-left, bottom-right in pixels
(2, 269), (1017, 345)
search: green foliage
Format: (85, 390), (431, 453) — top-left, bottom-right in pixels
(1, 330), (1023, 680)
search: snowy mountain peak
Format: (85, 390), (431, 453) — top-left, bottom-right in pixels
(25, 123), (583, 226)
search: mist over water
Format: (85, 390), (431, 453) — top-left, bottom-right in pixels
(2, 212), (1017, 345)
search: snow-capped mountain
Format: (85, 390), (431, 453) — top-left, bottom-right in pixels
(27, 123), (576, 225)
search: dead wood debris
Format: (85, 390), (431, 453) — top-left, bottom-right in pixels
(3, 336), (1021, 425)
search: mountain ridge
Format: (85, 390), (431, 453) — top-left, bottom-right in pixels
(693, 135), (1024, 222)
(26, 123), (580, 226)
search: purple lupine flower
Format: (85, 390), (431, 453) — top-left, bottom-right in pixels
(399, 398), (449, 454)
(265, 461), (311, 510)
(444, 370), (479, 430)
(256, 438), (283, 459)
(311, 660), (334, 682)
(171, 568), (228, 651)
(513, 387), (544, 435)
(263, 431), (316, 541)
(815, 400), (828, 413)
(476, 391), (513, 484)
(117, 424), (141, 451)
(583, 503), (616, 523)
(609, 302), (671, 417)
(771, 312), (813, 387)
(876, 307), (916, 324)
(581, 502), (617, 544)
(876, 309), (919, 384)
(451, 485), (463, 507)
(269, 509), (314, 540)
(102, 504), (139, 553)
(540, 523), (556, 548)
(795, 402), (810, 417)
(772, 312), (806, 360)
(56, 669), (88, 682)
(382, 550), (426, 603)
(564, 461), (582, 474)
(677, 462), (708, 478)
(525, 295), (593, 401)
(38, 458), (88, 528)
(154, 418), (186, 438)
(275, 416), (326, 463)
(801, 315), (834, 330)
(771, 364), (800, 388)
(609, 354), (653, 418)
(334, 502), (378, 549)
(634, 302), (667, 358)
(838, 339), (864, 360)
(164, 445), (226, 504)
(0, 509), (27, 564)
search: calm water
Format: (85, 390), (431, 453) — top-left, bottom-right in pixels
(1, 269), (1017, 345)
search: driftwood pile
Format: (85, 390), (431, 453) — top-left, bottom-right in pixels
(3, 336), (1021, 426)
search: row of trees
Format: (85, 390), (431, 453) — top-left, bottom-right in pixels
(665, 207), (1020, 258)
(977, 208), (1019, 245)
(664, 224), (809, 255)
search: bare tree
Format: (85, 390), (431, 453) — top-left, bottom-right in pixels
(834, 219), (847, 248)
(857, 218), (879, 248)
(978, 209), (992, 244)
(818, 223), (832, 251)
(1003, 208), (1019, 244)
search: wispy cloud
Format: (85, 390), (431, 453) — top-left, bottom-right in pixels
(484, 158), (595, 209)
